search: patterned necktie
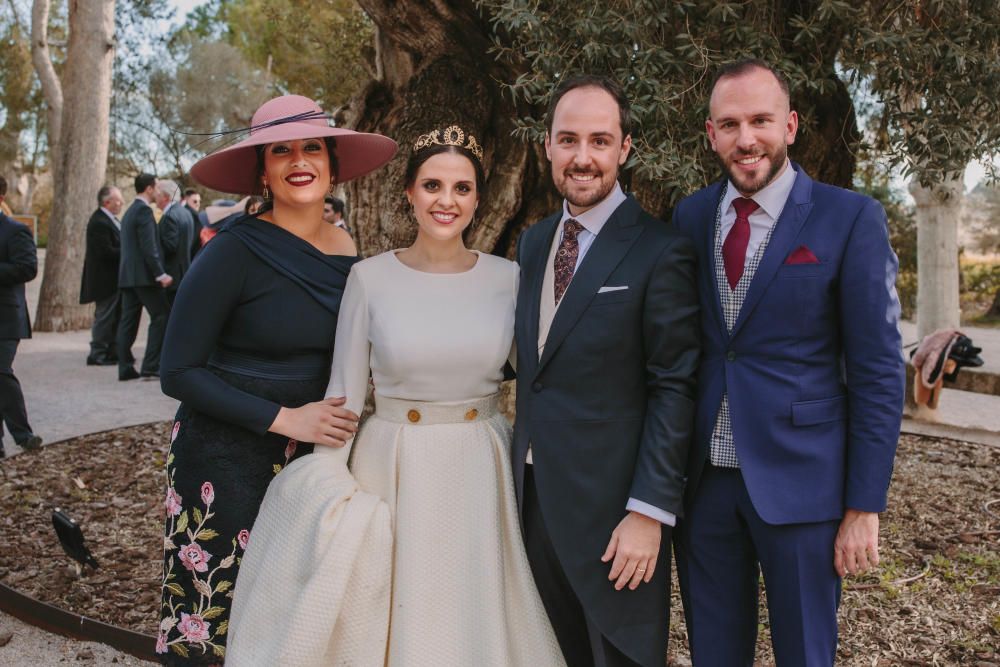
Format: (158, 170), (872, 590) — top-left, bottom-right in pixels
(553, 219), (585, 304)
(722, 197), (760, 290)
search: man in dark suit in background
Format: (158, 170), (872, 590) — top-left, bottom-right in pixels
(155, 179), (193, 308)
(80, 185), (125, 366)
(513, 75), (700, 667)
(0, 176), (42, 457)
(116, 173), (172, 381)
(672, 59), (904, 665)
(182, 188), (202, 257)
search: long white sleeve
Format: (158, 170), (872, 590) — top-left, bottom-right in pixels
(325, 267), (371, 423)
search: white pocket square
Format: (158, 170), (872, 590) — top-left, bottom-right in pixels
(598, 285), (629, 293)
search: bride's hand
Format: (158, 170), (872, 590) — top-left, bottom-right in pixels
(269, 397), (359, 448)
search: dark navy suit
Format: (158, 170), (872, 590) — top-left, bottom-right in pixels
(514, 195), (700, 667)
(0, 212), (38, 451)
(673, 165), (905, 665)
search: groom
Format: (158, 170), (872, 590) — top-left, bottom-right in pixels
(513, 75), (700, 667)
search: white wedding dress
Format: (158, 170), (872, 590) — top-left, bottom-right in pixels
(227, 250), (564, 666)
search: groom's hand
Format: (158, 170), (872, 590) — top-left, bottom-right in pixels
(601, 511), (660, 591)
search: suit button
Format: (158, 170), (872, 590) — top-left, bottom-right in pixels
(532, 382), (543, 393)
(726, 351), (736, 361)
(407, 409), (421, 423)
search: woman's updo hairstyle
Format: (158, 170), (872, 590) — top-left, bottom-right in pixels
(404, 125), (486, 197)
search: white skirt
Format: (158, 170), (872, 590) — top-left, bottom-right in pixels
(228, 393), (564, 667)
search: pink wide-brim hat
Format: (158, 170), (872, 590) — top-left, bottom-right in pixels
(190, 95), (398, 194)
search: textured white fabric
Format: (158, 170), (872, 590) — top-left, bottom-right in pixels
(228, 250), (564, 666)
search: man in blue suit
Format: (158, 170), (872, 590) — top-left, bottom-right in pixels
(673, 59), (905, 665)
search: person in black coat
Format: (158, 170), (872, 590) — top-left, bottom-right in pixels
(80, 185), (125, 365)
(116, 173), (173, 381)
(155, 179), (193, 308)
(182, 189), (202, 257)
(0, 176), (42, 457)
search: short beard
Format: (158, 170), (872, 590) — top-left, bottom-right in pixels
(721, 144), (787, 196)
(558, 170), (616, 211)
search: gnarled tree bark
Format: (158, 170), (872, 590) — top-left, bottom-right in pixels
(34, 0), (116, 331)
(344, 1), (556, 260)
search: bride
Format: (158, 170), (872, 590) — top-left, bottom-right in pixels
(226, 126), (565, 666)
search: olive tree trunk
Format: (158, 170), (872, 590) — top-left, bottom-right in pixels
(911, 173), (964, 340)
(34, 0), (116, 331)
(344, 1), (556, 260)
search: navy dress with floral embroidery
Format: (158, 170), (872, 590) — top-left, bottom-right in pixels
(156, 216), (358, 665)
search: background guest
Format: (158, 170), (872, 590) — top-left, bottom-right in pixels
(182, 188), (202, 257)
(0, 176), (42, 457)
(80, 185), (125, 366)
(322, 195), (350, 234)
(117, 173), (172, 381)
(155, 179), (193, 308)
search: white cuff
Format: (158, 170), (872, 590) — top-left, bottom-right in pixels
(626, 498), (676, 527)
(156, 273), (170, 282)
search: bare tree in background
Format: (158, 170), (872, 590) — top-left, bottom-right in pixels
(32, 0), (116, 331)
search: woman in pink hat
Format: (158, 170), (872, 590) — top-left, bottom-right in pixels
(155, 95), (397, 665)
(224, 126), (565, 666)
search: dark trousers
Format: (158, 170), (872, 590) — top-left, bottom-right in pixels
(522, 466), (641, 667)
(117, 286), (169, 375)
(89, 292), (121, 359)
(0, 338), (33, 448)
(675, 465), (841, 667)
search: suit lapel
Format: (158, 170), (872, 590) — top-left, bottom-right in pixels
(535, 197), (644, 377)
(520, 216), (559, 370)
(729, 167), (814, 340)
(700, 181), (728, 341)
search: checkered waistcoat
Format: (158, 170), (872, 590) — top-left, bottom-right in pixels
(709, 198), (777, 467)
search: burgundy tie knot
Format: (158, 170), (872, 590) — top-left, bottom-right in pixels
(563, 218), (584, 241)
(722, 197), (759, 290)
(732, 197), (759, 219)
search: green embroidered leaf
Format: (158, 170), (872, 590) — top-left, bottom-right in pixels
(197, 529), (219, 541)
(166, 453), (174, 466)
(165, 583), (185, 597)
(219, 555), (235, 569)
(212, 644), (226, 658)
(272, 464), (283, 474)
(202, 606), (226, 620)
(171, 643), (189, 657)
(192, 507), (204, 526)
(176, 511), (189, 533)
(214, 580), (233, 594)
(216, 620), (229, 636)
(163, 537), (177, 551)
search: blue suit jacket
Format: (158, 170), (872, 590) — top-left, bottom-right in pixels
(673, 165), (905, 525)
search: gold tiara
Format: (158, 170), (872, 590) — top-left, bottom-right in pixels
(412, 125), (484, 161)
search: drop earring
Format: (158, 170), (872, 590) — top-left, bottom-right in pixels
(262, 182), (270, 200)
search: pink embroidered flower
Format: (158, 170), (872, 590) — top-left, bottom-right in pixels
(177, 612), (211, 642)
(200, 481), (215, 506)
(164, 487), (183, 517)
(171, 421), (181, 443)
(155, 631), (168, 653)
(284, 439), (297, 461)
(237, 529), (250, 550)
(178, 543), (212, 572)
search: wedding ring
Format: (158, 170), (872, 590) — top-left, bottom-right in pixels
(636, 568), (646, 573)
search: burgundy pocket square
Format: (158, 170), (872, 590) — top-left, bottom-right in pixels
(785, 246), (820, 264)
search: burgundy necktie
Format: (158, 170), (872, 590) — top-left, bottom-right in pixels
(722, 197), (760, 290)
(553, 219), (584, 304)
